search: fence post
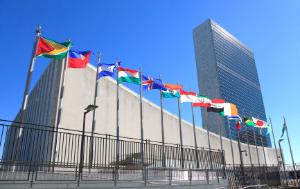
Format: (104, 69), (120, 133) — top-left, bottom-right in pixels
(144, 167), (147, 186)
(77, 166), (80, 187)
(169, 168), (172, 185)
(30, 164), (35, 188)
(114, 166), (117, 187)
(189, 168), (192, 185)
(104, 134), (107, 167)
(206, 169), (209, 184)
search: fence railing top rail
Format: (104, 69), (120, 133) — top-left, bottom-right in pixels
(0, 118), (221, 152)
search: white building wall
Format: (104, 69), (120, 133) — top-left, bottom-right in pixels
(59, 64), (278, 165)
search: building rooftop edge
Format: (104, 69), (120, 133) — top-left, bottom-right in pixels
(193, 18), (254, 56)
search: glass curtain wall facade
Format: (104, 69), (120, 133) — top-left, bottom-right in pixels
(193, 19), (271, 147)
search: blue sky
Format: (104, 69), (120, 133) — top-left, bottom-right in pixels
(0, 0), (299, 164)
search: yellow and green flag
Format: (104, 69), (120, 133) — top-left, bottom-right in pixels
(35, 37), (71, 59)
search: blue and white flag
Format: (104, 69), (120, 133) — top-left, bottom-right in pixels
(228, 115), (242, 122)
(97, 61), (120, 80)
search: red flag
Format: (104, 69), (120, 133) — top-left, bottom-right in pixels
(211, 98), (225, 103)
(68, 50), (91, 68)
(36, 37), (55, 56)
(236, 121), (241, 131)
(192, 102), (211, 107)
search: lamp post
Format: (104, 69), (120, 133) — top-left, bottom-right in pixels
(78, 104), (98, 186)
(278, 139), (288, 186)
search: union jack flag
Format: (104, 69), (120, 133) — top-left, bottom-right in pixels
(142, 76), (154, 90)
(142, 75), (166, 91)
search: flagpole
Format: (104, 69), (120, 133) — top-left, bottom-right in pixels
(269, 117), (280, 164)
(278, 139), (288, 186)
(252, 126), (261, 176)
(177, 84), (184, 169)
(190, 103), (199, 168)
(159, 75), (166, 168)
(19, 25), (42, 125)
(13, 25), (41, 163)
(115, 66), (120, 182)
(256, 118), (268, 167)
(242, 111), (254, 182)
(237, 124), (246, 186)
(218, 116), (225, 177)
(246, 127), (254, 179)
(226, 118), (235, 165)
(139, 67), (145, 175)
(52, 42), (71, 165)
(205, 111), (213, 170)
(89, 51), (101, 170)
(283, 116), (298, 186)
(259, 127), (269, 185)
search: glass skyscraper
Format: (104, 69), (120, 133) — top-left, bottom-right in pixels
(193, 19), (271, 147)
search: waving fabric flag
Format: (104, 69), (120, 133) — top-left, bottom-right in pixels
(243, 117), (255, 126)
(142, 76), (153, 90)
(211, 99), (226, 103)
(142, 76), (166, 91)
(252, 117), (268, 128)
(179, 89), (198, 103)
(236, 121), (241, 131)
(162, 89), (180, 98)
(222, 103), (238, 117)
(68, 50), (91, 68)
(118, 67), (141, 84)
(281, 119), (287, 138)
(164, 84), (183, 90)
(207, 98), (225, 113)
(152, 78), (167, 90)
(228, 115), (242, 122)
(192, 95), (212, 107)
(228, 115), (242, 120)
(35, 37), (71, 59)
(207, 104), (225, 113)
(266, 124), (272, 135)
(97, 63), (118, 79)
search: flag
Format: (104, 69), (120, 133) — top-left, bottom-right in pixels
(142, 76), (153, 90)
(228, 115), (241, 120)
(97, 63), (118, 79)
(281, 119), (287, 138)
(68, 50), (91, 68)
(179, 89), (198, 103)
(243, 117), (255, 126)
(228, 115), (242, 122)
(142, 76), (166, 91)
(266, 124), (272, 135)
(211, 98), (226, 103)
(192, 95), (212, 107)
(152, 78), (167, 90)
(164, 84), (183, 90)
(35, 36), (71, 59)
(161, 89), (180, 98)
(222, 103), (238, 117)
(252, 117), (268, 128)
(118, 67), (141, 84)
(236, 121), (241, 131)
(207, 103), (225, 113)
(207, 99), (225, 113)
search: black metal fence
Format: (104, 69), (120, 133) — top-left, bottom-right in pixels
(0, 119), (285, 188)
(0, 119), (223, 168)
(0, 119), (226, 186)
